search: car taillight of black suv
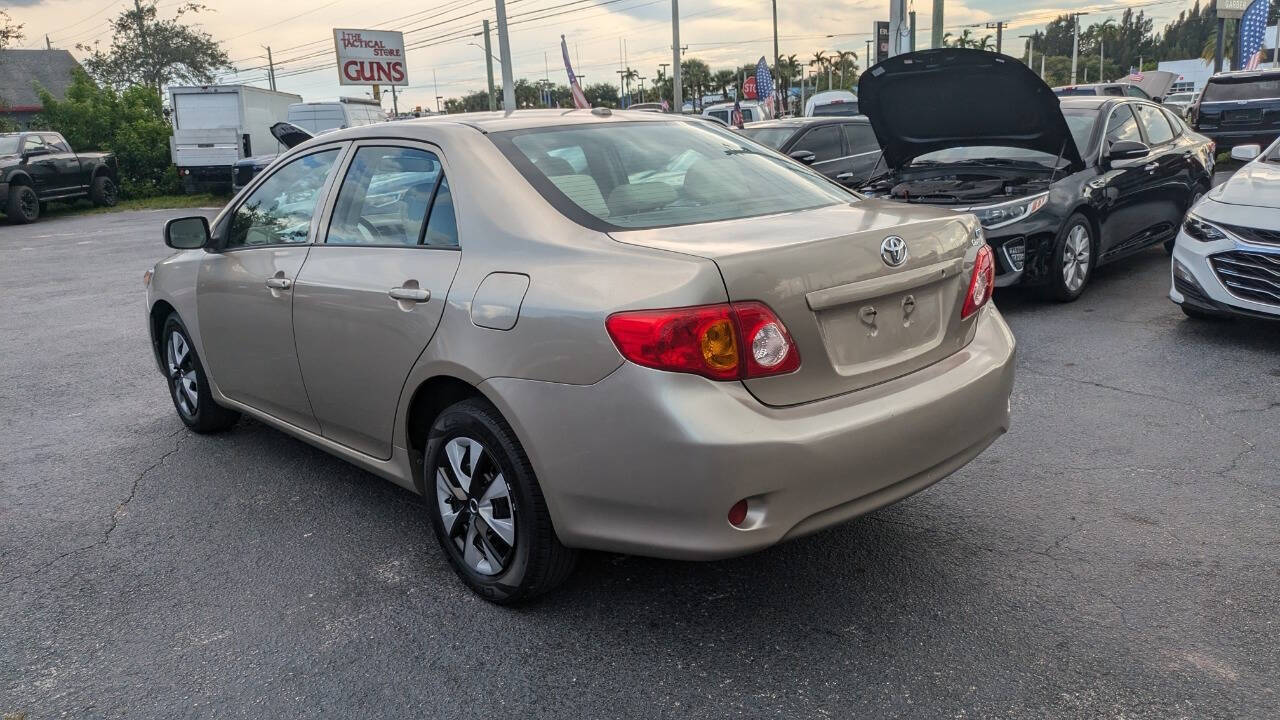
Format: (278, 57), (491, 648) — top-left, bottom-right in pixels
(1192, 69), (1280, 151)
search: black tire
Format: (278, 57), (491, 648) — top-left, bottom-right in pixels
(90, 175), (118, 207)
(6, 184), (39, 224)
(424, 397), (577, 604)
(161, 314), (240, 433)
(1042, 213), (1094, 302)
(1181, 304), (1225, 321)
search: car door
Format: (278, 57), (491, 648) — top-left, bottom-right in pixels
(840, 121), (883, 185)
(291, 143), (463, 459)
(790, 124), (847, 182)
(196, 145), (345, 432)
(19, 135), (59, 195)
(1096, 104), (1164, 257)
(43, 134), (82, 191)
(1131, 103), (1187, 241)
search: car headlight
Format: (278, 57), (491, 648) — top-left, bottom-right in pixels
(965, 192), (1050, 230)
(1182, 213), (1228, 242)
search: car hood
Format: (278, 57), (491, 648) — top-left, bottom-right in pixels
(1206, 159), (1280, 208)
(858, 49), (1083, 171)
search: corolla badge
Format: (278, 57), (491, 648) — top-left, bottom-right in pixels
(880, 236), (908, 267)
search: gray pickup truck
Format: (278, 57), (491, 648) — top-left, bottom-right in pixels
(1, 131), (119, 224)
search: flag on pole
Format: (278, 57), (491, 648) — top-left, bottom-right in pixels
(755, 56), (775, 116)
(561, 34), (590, 109)
(1239, 0), (1270, 70)
(731, 98), (744, 128)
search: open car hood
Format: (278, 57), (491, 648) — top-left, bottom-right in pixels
(270, 122), (313, 149)
(858, 49), (1083, 171)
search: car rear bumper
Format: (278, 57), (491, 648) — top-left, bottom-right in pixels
(482, 304), (1016, 560)
(1170, 230), (1280, 320)
(1196, 128), (1280, 150)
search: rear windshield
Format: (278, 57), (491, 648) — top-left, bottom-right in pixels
(492, 121), (852, 230)
(738, 126), (796, 149)
(812, 102), (860, 117)
(1202, 77), (1280, 102)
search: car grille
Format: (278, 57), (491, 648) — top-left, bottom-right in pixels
(1210, 251), (1280, 305)
(1222, 223), (1280, 247)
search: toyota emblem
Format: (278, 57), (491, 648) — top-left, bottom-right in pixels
(880, 236), (908, 267)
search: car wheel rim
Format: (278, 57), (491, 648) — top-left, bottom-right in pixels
(1063, 224), (1091, 293)
(103, 180), (116, 204)
(20, 190), (36, 218)
(435, 436), (516, 576)
(166, 330), (198, 417)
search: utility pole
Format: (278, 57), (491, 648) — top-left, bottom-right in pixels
(263, 45), (277, 91)
(1070, 13), (1082, 84)
(671, 0), (682, 113)
(909, 11), (917, 52)
(483, 20), (497, 111)
(1214, 16), (1225, 73)
(986, 21), (1003, 54)
(495, 0), (516, 112)
(1040, 54), (1045, 80)
(1019, 34), (1034, 66)
(772, 0), (780, 111)
(932, 0), (944, 49)
(866, 39), (872, 66)
(391, 85), (399, 116)
(45, 34), (52, 50)
(1099, 37), (1104, 82)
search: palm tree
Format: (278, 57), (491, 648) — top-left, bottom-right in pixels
(809, 50), (829, 89)
(941, 31), (954, 48)
(948, 29), (974, 48)
(711, 69), (736, 100)
(1201, 20), (1236, 63)
(622, 67), (638, 100)
(974, 34), (994, 51)
(836, 50), (858, 88)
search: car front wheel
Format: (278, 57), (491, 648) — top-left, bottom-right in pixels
(1045, 215), (1094, 302)
(161, 314), (240, 433)
(424, 398), (577, 604)
(6, 185), (39, 224)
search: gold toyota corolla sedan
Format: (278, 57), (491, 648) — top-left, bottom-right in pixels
(146, 109), (1016, 603)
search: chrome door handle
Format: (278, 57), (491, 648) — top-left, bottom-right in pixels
(265, 277), (292, 290)
(1144, 162), (1160, 172)
(836, 172), (854, 181)
(388, 287), (430, 302)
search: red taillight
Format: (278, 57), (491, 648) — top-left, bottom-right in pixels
(605, 301), (800, 381)
(727, 499), (749, 526)
(961, 245), (995, 319)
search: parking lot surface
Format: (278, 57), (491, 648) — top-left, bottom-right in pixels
(2, 208), (1277, 718)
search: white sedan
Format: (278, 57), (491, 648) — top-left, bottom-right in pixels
(1170, 138), (1280, 320)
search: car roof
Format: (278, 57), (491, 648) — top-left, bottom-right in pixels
(1057, 96), (1113, 110)
(343, 108), (685, 135)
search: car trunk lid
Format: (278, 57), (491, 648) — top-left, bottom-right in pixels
(609, 200), (982, 406)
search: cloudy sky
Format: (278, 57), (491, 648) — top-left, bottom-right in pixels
(8, 0), (1200, 110)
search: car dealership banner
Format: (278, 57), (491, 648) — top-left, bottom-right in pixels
(334, 28), (407, 86)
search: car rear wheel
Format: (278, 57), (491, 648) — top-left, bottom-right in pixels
(424, 397), (577, 604)
(162, 314), (240, 433)
(1044, 215), (1093, 302)
(90, 176), (118, 207)
(7, 185), (39, 224)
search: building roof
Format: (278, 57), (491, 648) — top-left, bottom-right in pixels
(0, 49), (83, 111)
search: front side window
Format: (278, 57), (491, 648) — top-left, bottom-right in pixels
(792, 125), (843, 162)
(226, 148), (340, 248)
(1134, 104), (1173, 145)
(843, 123), (878, 154)
(494, 121), (851, 231)
(22, 134), (47, 153)
(1104, 105), (1142, 147)
(326, 146), (444, 246)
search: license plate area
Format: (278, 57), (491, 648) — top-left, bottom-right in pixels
(815, 283), (947, 377)
(1224, 108), (1262, 124)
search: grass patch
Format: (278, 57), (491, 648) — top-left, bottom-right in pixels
(33, 193), (229, 219)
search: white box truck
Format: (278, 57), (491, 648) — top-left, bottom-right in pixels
(169, 85), (302, 192)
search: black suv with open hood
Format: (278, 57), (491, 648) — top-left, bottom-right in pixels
(859, 49), (1214, 301)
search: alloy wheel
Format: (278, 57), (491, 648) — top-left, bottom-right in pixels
(102, 180), (117, 205)
(166, 330), (198, 417)
(435, 437), (516, 576)
(18, 189), (37, 220)
(1062, 224), (1091, 293)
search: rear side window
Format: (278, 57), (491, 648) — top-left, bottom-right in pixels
(708, 110), (730, 123)
(43, 134), (70, 152)
(842, 123), (878, 154)
(1201, 77), (1280, 102)
(793, 125), (843, 162)
(1161, 108), (1185, 136)
(1134, 104), (1174, 145)
(493, 121), (850, 231)
(326, 146), (444, 247)
(1104, 105), (1142, 146)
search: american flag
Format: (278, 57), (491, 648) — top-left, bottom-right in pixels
(1239, 0), (1270, 70)
(755, 56), (775, 115)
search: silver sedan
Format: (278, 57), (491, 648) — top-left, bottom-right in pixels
(146, 110), (1016, 603)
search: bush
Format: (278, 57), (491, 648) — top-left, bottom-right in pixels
(34, 70), (180, 198)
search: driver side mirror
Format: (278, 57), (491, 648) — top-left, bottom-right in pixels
(1230, 144), (1261, 162)
(165, 216), (210, 250)
(789, 150), (817, 165)
(1106, 140), (1150, 162)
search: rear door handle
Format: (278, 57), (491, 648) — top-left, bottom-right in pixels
(1144, 162), (1160, 172)
(388, 287), (431, 303)
(265, 277), (292, 290)
(835, 172), (854, 181)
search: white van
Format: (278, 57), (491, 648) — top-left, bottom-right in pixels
(805, 90), (859, 117)
(286, 97), (387, 134)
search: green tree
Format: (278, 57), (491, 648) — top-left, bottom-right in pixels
(1, 8), (23, 50)
(34, 70), (179, 197)
(680, 57), (711, 109)
(835, 50), (858, 89)
(78, 2), (230, 95)
(711, 69), (736, 99)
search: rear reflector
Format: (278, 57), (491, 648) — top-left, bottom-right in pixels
(606, 301), (799, 381)
(961, 245), (995, 319)
(727, 499), (749, 527)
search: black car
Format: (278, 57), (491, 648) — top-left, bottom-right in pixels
(859, 49), (1215, 301)
(1191, 69), (1280, 151)
(738, 116), (882, 188)
(1, 131), (118, 224)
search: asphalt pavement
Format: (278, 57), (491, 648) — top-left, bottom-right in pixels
(2, 207), (1277, 719)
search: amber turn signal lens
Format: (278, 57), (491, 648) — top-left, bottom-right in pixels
(700, 319), (738, 372)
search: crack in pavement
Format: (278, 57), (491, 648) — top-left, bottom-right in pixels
(0, 427), (188, 588)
